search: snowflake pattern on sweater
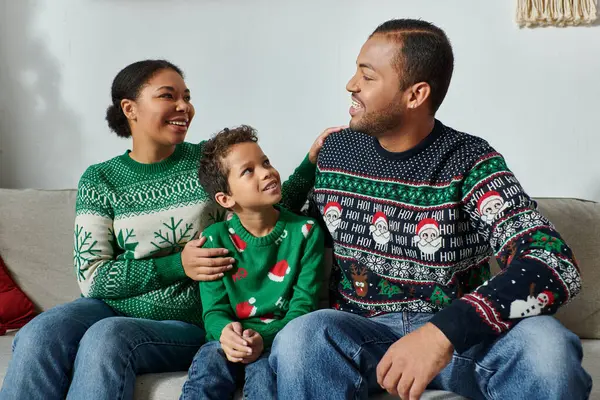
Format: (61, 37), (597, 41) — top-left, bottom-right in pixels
(310, 120), (581, 352)
(74, 142), (316, 325)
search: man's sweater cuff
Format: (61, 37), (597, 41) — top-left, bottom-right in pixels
(429, 299), (497, 354)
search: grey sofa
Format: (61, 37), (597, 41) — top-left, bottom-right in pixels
(0, 188), (598, 399)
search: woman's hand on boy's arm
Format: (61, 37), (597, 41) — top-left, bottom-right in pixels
(308, 125), (348, 164)
(182, 236), (234, 281)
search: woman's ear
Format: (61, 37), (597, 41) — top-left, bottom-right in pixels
(121, 99), (137, 121)
(215, 192), (235, 209)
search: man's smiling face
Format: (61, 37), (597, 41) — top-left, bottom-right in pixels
(345, 34), (407, 137)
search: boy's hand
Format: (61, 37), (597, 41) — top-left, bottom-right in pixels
(241, 329), (264, 364)
(308, 126), (349, 164)
(220, 322), (253, 363)
(182, 236), (235, 281)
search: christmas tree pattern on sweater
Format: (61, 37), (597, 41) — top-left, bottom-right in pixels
(310, 120), (581, 352)
(74, 142), (317, 325)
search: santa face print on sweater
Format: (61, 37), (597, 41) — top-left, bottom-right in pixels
(413, 218), (442, 255)
(477, 191), (510, 225)
(324, 202), (343, 233)
(369, 211), (391, 246)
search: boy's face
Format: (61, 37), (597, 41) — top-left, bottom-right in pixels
(218, 142), (282, 210)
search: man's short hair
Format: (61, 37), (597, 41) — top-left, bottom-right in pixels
(371, 19), (454, 114)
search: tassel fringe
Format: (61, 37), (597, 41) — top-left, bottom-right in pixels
(516, 0), (597, 27)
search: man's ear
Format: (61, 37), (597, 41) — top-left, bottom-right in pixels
(121, 99), (137, 121)
(215, 192), (235, 209)
(407, 82), (431, 110)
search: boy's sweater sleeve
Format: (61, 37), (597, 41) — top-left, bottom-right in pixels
(430, 151), (581, 353)
(75, 169), (187, 299)
(280, 155), (317, 213)
(243, 223), (325, 348)
(199, 230), (235, 341)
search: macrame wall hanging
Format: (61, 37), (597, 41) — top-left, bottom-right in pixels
(516, 0), (598, 27)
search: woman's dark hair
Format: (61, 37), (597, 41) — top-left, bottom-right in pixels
(105, 60), (184, 138)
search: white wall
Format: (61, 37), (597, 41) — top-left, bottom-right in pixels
(1, 0), (599, 201)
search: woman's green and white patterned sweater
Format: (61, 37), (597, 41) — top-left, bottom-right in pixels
(74, 141), (315, 325)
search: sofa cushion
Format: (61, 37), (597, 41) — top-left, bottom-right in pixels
(0, 189), (80, 312)
(0, 256), (36, 334)
(0, 331), (15, 381)
(133, 372), (466, 400)
(3, 334), (597, 400)
(488, 198), (600, 338)
(522, 199), (600, 339)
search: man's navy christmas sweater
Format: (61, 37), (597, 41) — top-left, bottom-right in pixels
(308, 119), (581, 353)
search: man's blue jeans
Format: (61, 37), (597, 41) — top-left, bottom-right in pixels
(0, 298), (204, 400)
(270, 310), (593, 399)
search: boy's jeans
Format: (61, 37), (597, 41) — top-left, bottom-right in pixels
(180, 340), (275, 400)
(270, 309), (593, 400)
(0, 298), (204, 400)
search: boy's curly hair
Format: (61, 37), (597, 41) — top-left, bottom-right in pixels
(198, 125), (258, 200)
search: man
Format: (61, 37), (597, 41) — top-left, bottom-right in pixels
(270, 19), (592, 400)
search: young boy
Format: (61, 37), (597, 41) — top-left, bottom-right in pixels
(180, 125), (325, 400)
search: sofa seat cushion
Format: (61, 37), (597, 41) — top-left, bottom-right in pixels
(534, 199), (600, 339)
(0, 189), (81, 313)
(0, 331), (15, 381)
(582, 339), (600, 399)
(134, 372), (465, 400)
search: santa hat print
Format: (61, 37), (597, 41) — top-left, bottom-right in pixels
(260, 313), (276, 324)
(302, 221), (315, 238)
(477, 191), (503, 213)
(228, 228), (247, 252)
(236, 297), (257, 319)
(268, 260), (290, 282)
(416, 218), (439, 235)
(324, 202), (342, 215)
(372, 211), (388, 225)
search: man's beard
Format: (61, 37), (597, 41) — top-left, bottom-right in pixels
(350, 97), (404, 137)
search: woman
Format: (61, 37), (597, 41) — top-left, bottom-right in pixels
(0, 59), (339, 400)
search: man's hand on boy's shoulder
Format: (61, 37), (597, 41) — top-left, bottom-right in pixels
(220, 322), (254, 363)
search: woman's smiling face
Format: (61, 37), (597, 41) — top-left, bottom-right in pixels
(126, 68), (195, 146)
